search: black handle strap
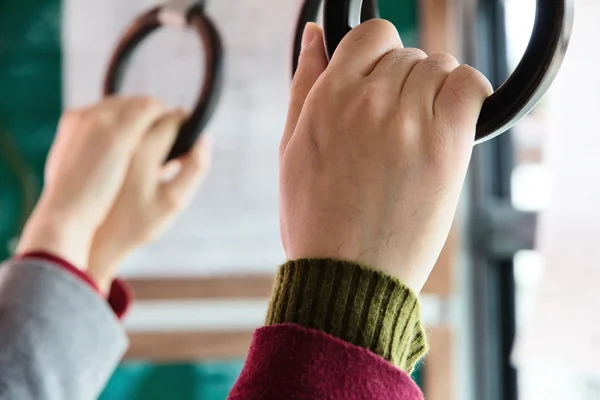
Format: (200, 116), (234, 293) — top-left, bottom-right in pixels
(103, 4), (224, 161)
(293, 0), (574, 144)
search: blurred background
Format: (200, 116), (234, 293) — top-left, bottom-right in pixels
(1, 0), (597, 399)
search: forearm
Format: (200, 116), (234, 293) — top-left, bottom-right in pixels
(0, 258), (128, 400)
(16, 201), (94, 270)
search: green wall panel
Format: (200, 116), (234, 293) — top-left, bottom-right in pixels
(99, 361), (245, 400)
(0, 0), (60, 259)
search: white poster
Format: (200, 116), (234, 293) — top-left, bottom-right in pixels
(63, 0), (298, 277)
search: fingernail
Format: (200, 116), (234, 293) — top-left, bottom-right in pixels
(301, 23), (318, 50)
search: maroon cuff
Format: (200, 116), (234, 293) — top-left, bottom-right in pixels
(14, 251), (132, 319)
(230, 324), (423, 400)
(107, 278), (132, 319)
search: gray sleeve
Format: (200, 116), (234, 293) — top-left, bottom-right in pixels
(0, 259), (128, 400)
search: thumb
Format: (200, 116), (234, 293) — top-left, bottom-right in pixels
(281, 23), (328, 155)
(158, 136), (211, 212)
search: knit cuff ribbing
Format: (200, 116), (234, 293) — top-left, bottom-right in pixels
(265, 259), (428, 372)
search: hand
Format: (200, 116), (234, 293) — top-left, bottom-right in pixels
(279, 21), (492, 292)
(87, 113), (211, 291)
(18, 97), (168, 268)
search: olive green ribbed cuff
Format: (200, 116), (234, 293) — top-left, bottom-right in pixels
(265, 259), (428, 372)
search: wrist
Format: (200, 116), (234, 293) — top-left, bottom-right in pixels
(87, 240), (129, 294)
(17, 203), (94, 270)
(86, 271), (115, 295)
(86, 261), (119, 294)
(266, 259), (429, 371)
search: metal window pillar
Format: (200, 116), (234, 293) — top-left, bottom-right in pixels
(461, 0), (538, 399)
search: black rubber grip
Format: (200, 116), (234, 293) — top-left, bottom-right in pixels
(293, 0), (573, 144)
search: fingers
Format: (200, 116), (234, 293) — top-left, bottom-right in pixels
(88, 96), (168, 145)
(434, 65), (493, 142)
(282, 23), (328, 155)
(328, 19), (402, 77)
(401, 53), (460, 116)
(143, 110), (186, 163)
(159, 136), (212, 211)
(368, 47), (427, 95)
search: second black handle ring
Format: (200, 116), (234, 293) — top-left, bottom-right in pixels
(103, 4), (224, 161)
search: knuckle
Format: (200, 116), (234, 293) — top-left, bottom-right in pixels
(87, 109), (124, 144)
(447, 66), (478, 105)
(420, 53), (458, 73)
(453, 64), (479, 82)
(401, 47), (428, 61)
(384, 47), (427, 67)
(361, 19), (398, 39)
(128, 96), (163, 113)
(431, 52), (457, 63)
(348, 19), (400, 47)
(92, 108), (118, 127)
(446, 64), (491, 104)
(156, 113), (182, 132)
